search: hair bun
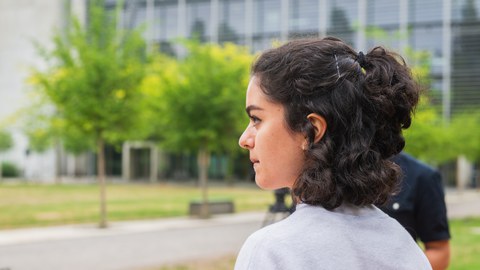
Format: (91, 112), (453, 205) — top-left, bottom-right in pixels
(363, 47), (419, 158)
(356, 51), (367, 68)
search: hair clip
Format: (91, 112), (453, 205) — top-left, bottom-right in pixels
(333, 50), (340, 78)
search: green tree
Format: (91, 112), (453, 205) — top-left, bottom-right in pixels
(402, 47), (451, 164)
(448, 111), (480, 163)
(364, 8), (480, 186)
(0, 130), (14, 180)
(362, 28), (457, 165)
(29, 0), (147, 228)
(403, 97), (451, 164)
(402, 45), (480, 187)
(143, 40), (252, 217)
(446, 110), (480, 187)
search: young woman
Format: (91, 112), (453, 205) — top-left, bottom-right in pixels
(235, 37), (432, 270)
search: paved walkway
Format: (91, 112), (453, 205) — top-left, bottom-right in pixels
(0, 189), (478, 270)
(0, 212), (265, 247)
(445, 188), (480, 219)
(0, 212), (265, 270)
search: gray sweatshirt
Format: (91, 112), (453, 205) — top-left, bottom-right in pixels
(235, 203), (432, 270)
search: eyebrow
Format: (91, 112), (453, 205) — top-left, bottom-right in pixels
(246, 105), (263, 116)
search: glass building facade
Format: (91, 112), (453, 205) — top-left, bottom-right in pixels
(94, 0), (480, 182)
(106, 0), (480, 119)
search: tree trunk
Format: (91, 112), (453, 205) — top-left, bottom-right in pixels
(198, 148), (210, 218)
(476, 162), (480, 191)
(97, 137), (107, 228)
(54, 139), (62, 184)
(225, 154), (235, 187)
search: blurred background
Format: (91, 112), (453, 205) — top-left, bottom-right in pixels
(0, 0), (479, 269)
(0, 0), (479, 187)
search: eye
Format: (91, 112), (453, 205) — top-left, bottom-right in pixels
(249, 115), (261, 126)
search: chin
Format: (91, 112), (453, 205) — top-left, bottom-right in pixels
(255, 176), (285, 191)
(255, 178), (273, 190)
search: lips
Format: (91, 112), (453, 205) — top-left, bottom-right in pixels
(250, 158), (259, 171)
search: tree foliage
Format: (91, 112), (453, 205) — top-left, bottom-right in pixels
(144, 40), (252, 155)
(142, 40), (252, 217)
(447, 111), (480, 163)
(403, 97), (450, 164)
(403, 47), (480, 165)
(402, 48), (449, 164)
(29, 0), (147, 151)
(0, 130), (14, 180)
(0, 130), (13, 152)
(28, 0), (148, 227)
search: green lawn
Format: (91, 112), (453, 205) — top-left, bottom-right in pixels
(0, 181), (272, 229)
(449, 218), (480, 270)
(1, 182), (478, 269)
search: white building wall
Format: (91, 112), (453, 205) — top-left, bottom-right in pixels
(0, 0), (86, 181)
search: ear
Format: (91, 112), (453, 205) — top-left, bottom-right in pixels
(306, 113), (327, 143)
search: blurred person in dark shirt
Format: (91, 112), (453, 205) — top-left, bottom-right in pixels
(380, 152), (451, 270)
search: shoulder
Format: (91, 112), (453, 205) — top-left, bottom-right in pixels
(395, 153), (435, 173)
(236, 204), (431, 270)
(235, 205), (339, 270)
(395, 153), (440, 184)
(234, 219), (294, 270)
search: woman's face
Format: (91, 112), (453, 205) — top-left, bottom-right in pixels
(238, 77), (306, 190)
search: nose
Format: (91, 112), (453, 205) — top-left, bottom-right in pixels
(239, 126), (254, 150)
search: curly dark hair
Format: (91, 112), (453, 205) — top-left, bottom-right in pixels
(252, 37), (419, 210)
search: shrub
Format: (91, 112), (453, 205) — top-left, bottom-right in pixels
(2, 161), (20, 177)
